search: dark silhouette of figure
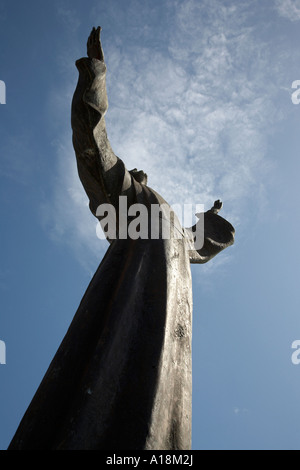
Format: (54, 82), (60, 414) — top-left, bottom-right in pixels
(8, 27), (234, 450)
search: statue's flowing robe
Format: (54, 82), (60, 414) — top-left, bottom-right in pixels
(8, 58), (234, 450)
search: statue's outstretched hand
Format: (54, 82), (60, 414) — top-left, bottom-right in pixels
(210, 200), (223, 214)
(87, 26), (104, 61)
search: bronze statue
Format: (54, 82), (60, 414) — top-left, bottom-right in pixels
(8, 27), (234, 450)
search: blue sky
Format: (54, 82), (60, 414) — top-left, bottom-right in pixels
(1, 0), (300, 450)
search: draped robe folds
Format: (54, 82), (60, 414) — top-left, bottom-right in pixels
(8, 58), (234, 451)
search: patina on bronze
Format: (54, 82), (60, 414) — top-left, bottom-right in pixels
(8, 27), (234, 450)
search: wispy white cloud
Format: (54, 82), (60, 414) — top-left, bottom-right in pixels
(45, 0), (296, 270)
(275, 0), (300, 21)
(234, 407), (249, 415)
(0, 129), (37, 185)
(105, 0), (281, 220)
(40, 132), (107, 273)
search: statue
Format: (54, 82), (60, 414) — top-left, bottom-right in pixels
(8, 27), (234, 450)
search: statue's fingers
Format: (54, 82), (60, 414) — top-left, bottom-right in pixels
(87, 27), (95, 45)
(95, 26), (101, 44)
(91, 28), (96, 42)
(91, 32), (97, 45)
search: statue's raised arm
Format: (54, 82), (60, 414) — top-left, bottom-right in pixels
(71, 27), (138, 221)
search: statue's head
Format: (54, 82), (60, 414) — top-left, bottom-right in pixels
(129, 168), (148, 185)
